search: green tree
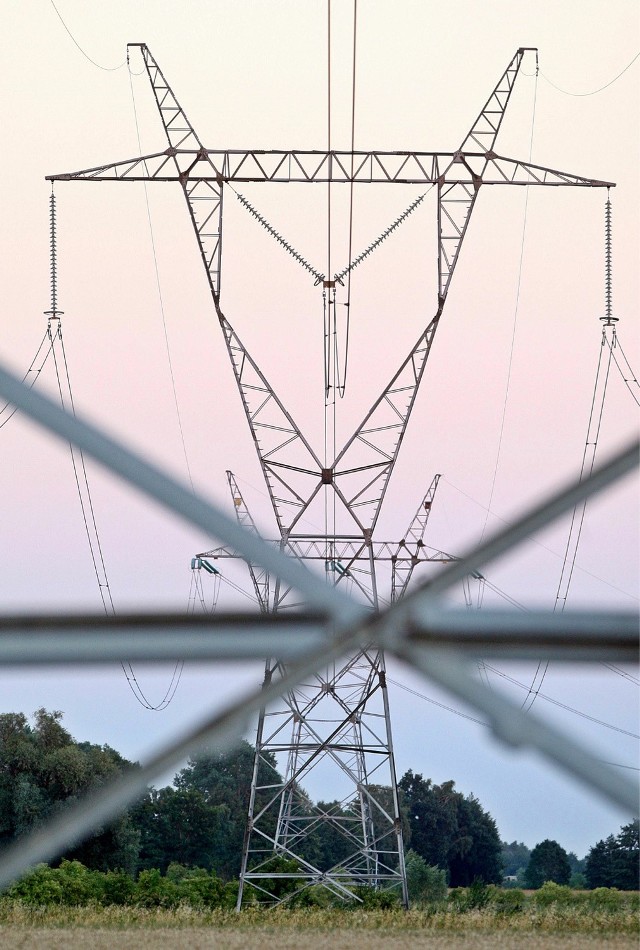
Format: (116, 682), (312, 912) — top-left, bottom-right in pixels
(0, 710), (140, 873)
(448, 794), (502, 886)
(399, 771), (502, 886)
(585, 821), (639, 890)
(524, 839), (571, 888)
(399, 772), (458, 869)
(134, 740), (283, 879)
(501, 840), (531, 877)
(134, 786), (235, 876)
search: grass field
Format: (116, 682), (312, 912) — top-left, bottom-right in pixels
(0, 905), (638, 949)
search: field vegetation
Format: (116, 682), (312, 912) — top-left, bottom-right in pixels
(0, 873), (637, 946)
(1, 712), (637, 946)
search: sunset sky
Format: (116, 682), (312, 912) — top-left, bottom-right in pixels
(1, 0), (638, 858)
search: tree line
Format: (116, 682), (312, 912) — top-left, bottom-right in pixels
(501, 825), (639, 892)
(1, 710), (637, 893)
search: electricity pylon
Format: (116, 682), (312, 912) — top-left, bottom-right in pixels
(48, 44), (612, 907)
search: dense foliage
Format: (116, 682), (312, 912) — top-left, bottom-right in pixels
(133, 739), (280, 878)
(524, 839), (571, 888)
(501, 840), (531, 877)
(584, 821), (639, 891)
(0, 710), (139, 873)
(399, 771), (503, 886)
(2, 710), (636, 899)
(2, 868), (638, 938)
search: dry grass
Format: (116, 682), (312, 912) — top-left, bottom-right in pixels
(0, 904), (638, 948)
(0, 929), (637, 950)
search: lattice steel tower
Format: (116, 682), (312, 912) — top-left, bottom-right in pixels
(48, 43), (611, 907)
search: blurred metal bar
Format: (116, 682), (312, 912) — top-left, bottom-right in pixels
(1, 609), (636, 889)
(0, 361), (362, 626)
(0, 624), (381, 890)
(0, 613), (328, 664)
(404, 438), (639, 600)
(0, 361), (637, 888)
(398, 643), (639, 813)
(0, 608), (636, 665)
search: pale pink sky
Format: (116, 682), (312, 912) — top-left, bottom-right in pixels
(0, 0), (638, 856)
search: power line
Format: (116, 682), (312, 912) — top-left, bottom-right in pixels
(340, 0), (358, 399)
(129, 69), (196, 495)
(601, 663), (640, 687)
(479, 65), (538, 544)
(484, 665), (639, 739)
(539, 52), (640, 97)
(0, 332), (53, 429)
(48, 0), (126, 72)
(388, 668), (638, 740)
(387, 676), (486, 727)
(43, 194), (182, 712)
(608, 333), (640, 408)
(441, 477), (638, 603)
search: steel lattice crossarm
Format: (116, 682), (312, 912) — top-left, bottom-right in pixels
(46, 44), (614, 305)
(199, 539), (455, 564)
(46, 148), (613, 187)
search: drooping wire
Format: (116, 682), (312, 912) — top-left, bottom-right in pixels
(473, 59), (537, 689)
(48, 0), (126, 71)
(606, 335), (640, 407)
(388, 670), (638, 739)
(479, 60), (538, 545)
(189, 567), (221, 614)
(322, 0), (337, 565)
(601, 664), (640, 687)
(46, 191), (181, 711)
(51, 325), (182, 710)
(387, 676), (487, 727)
(338, 0), (359, 399)
(0, 331), (54, 429)
(521, 342), (613, 713)
(553, 240), (616, 616)
(326, 0), (332, 285)
(128, 63), (196, 495)
(539, 51), (640, 97)
(485, 665), (639, 739)
(523, 197), (618, 713)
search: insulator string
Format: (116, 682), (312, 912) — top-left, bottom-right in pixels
(232, 189), (325, 284)
(605, 195), (612, 322)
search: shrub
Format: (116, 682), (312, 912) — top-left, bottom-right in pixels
(222, 879), (242, 909)
(99, 870), (136, 906)
(351, 886), (398, 909)
(177, 870), (224, 908)
(490, 887), (526, 915)
(586, 887), (624, 911)
(532, 881), (574, 906)
(405, 850), (447, 906)
(133, 868), (179, 908)
(55, 860), (99, 906)
(7, 864), (64, 906)
(447, 881), (493, 912)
